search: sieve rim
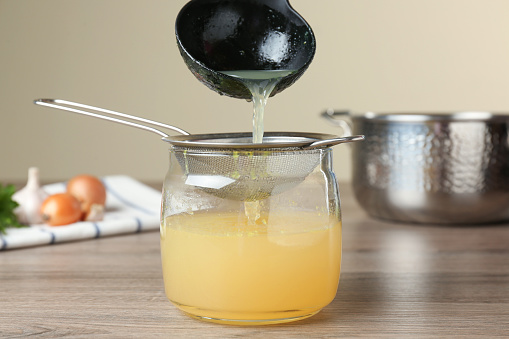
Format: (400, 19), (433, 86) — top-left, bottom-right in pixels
(162, 132), (340, 149)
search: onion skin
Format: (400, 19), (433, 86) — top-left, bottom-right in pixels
(67, 175), (106, 219)
(40, 193), (82, 226)
(85, 203), (105, 222)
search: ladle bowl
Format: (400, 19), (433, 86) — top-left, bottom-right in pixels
(175, 0), (316, 99)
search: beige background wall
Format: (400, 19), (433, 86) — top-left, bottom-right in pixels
(2, 0), (509, 184)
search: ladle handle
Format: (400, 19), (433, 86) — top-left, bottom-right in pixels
(34, 99), (190, 138)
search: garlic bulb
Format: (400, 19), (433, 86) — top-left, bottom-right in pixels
(12, 167), (49, 225)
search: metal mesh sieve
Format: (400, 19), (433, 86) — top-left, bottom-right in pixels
(165, 132), (363, 201)
(172, 145), (322, 201)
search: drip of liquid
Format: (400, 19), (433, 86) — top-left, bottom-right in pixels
(221, 70), (295, 144)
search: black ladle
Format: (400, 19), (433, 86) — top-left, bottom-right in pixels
(175, 0), (316, 99)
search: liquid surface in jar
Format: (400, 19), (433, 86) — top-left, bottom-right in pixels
(160, 211), (341, 322)
(221, 70), (296, 144)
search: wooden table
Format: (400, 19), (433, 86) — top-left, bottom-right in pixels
(1, 183), (508, 338)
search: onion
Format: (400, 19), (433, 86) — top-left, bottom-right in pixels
(67, 175), (106, 218)
(41, 193), (82, 226)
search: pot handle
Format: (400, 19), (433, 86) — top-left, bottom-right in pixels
(320, 109), (353, 137)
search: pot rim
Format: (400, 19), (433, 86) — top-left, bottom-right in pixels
(353, 111), (509, 122)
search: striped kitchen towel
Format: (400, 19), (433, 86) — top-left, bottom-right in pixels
(0, 175), (161, 251)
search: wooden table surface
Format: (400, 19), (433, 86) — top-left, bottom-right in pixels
(1, 183), (508, 338)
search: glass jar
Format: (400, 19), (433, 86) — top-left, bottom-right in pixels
(160, 144), (342, 325)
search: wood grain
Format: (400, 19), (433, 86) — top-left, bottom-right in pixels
(1, 183), (508, 338)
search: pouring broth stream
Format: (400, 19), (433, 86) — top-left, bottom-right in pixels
(221, 70), (297, 223)
(221, 70), (296, 143)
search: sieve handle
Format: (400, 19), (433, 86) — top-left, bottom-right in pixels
(303, 135), (365, 149)
(34, 98), (191, 138)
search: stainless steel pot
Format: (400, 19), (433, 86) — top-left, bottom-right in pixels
(323, 110), (509, 225)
